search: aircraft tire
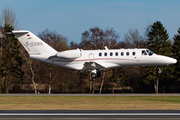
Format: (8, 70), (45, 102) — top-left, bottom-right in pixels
(91, 73), (96, 78)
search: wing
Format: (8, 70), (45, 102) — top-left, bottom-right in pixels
(82, 62), (106, 71)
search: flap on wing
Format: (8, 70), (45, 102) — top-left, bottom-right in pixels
(82, 62), (106, 71)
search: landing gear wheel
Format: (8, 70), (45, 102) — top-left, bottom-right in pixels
(91, 73), (96, 78)
(158, 67), (162, 74)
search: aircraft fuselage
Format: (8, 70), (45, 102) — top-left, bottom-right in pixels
(30, 48), (177, 71)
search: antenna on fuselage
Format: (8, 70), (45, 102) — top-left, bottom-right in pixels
(105, 46), (109, 50)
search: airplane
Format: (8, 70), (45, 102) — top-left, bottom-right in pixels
(12, 30), (177, 78)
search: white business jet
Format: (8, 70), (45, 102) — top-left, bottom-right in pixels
(12, 30), (177, 78)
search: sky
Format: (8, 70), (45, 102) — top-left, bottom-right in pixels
(0, 0), (180, 44)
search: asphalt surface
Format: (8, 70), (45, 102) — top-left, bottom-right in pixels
(0, 110), (180, 119)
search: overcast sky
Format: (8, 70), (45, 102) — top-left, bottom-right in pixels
(0, 0), (180, 44)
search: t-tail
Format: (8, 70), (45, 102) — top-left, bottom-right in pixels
(12, 30), (57, 57)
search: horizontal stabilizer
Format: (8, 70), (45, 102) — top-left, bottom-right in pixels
(12, 31), (28, 34)
(12, 30), (28, 37)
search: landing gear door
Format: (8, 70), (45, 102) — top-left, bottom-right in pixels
(89, 53), (94, 62)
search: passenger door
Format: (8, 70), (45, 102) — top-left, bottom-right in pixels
(89, 53), (94, 62)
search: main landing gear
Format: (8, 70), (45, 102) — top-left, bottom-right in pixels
(89, 69), (102, 93)
(91, 69), (101, 78)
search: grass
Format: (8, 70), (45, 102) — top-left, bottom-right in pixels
(140, 96), (180, 103)
(0, 96), (179, 110)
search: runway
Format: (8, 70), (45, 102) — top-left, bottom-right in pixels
(0, 94), (180, 119)
(0, 110), (180, 119)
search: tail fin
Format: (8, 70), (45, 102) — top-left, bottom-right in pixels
(12, 30), (57, 56)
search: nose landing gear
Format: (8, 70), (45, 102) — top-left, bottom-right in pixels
(158, 67), (162, 74)
(156, 66), (162, 74)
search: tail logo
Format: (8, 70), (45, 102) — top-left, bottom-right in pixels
(25, 42), (43, 47)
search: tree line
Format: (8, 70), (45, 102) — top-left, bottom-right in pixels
(0, 8), (180, 94)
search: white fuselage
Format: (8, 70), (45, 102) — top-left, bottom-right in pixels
(30, 48), (177, 71)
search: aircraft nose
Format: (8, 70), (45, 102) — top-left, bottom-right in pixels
(158, 55), (177, 65)
(171, 58), (177, 64)
(168, 57), (177, 64)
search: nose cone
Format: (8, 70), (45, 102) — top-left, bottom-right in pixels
(169, 58), (177, 64)
(158, 55), (177, 65)
(166, 57), (177, 65)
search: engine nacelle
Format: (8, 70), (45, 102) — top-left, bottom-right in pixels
(56, 49), (81, 59)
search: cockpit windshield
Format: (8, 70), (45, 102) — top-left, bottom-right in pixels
(146, 50), (154, 56)
(142, 50), (147, 55)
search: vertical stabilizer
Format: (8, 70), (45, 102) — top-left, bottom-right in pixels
(12, 30), (57, 56)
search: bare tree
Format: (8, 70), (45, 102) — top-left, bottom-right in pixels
(90, 27), (101, 49)
(70, 41), (78, 49)
(38, 29), (68, 94)
(27, 59), (37, 94)
(99, 71), (105, 94)
(20, 47), (38, 94)
(80, 27), (120, 50)
(104, 28), (119, 49)
(0, 19), (2, 28)
(2, 7), (18, 28)
(80, 31), (92, 49)
(124, 28), (143, 48)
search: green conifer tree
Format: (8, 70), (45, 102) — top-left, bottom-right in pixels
(0, 24), (24, 93)
(145, 21), (172, 93)
(172, 28), (180, 82)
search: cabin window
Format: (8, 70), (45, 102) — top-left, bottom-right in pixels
(104, 52), (107, 56)
(126, 52), (129, 56)
(115, 52), (118, 56)
(142, 50), (147, 55)
(110, 52), (113, 56)
(132, 52), (136, 56)
(99, 53), (102, 57)
(121, 52), (124, 56)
